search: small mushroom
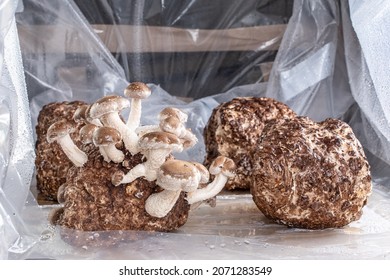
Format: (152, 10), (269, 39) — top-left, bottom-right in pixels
(84, 104), (103, 126)
(124, 82), (152, 130)
(158, 107), (188, 123)
(89, 95), (138, 155)
(111, 131), (183, 186)
(93, 126), (124, 163)
(159, 116), (198, 148)
(73, 104), (89, 124)
(186, 156), (236, 205)
(79, 123), (109, 161)
(145, 159), (201, 218)
(190, 162), (210, 184)
(46, 119), (88, 167)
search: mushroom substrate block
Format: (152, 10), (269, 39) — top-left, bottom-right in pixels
(35, 101), (88, 201)
(251, 117), (372, 229)
(203, 97), (297, 191)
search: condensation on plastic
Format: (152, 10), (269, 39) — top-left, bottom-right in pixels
(2, 0), (390, 259)
(0, 0), (38, 260)
(343, 0), (390, 184)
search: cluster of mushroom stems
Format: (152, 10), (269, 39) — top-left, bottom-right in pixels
(46, 82), (235, 218)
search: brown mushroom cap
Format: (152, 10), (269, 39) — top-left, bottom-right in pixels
(124, 82), (151, 99)
(46, 119), (75, 143)
(92, 126), (122, 147)
(89, 95), (130, 119)
(159, 115), (181, 133)
(79, 124), (99, 144)
(138, 131), (182, 151)
(157, 159), (200, 192)
(191, 162), (210, 184)
(158, 107), (188, 123)
(209, 156), (236, 177)
(73, 104), (89, 123)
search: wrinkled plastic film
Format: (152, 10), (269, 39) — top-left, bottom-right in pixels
(69, 0), (291, 99)
(345, 0), (390, 169)
(0, 0), (37, 259)
(266, 0), (355, 122)
(4, 0), (390, 259)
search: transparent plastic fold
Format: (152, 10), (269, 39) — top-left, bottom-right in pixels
(0, 0), (389, 259)
(0, 0), (37, 260)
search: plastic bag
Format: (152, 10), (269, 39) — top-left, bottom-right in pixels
(5, 0), (390, 259)
(266, 0), (390, 185)
(68, 0), (292, 99)
(0, 0), (37, 260)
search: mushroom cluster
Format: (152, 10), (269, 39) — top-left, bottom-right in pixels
(35, 82), (235, 234)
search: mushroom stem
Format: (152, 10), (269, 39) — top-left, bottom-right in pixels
(145, 189), (181, 218)
(57, 134), (88, 167)
(114, 162), (146, 185)
(186, 156), (235, 205)
(104, 144), (125, 163)
(112, 148), (170, 185)
(186, 173), (228, 205)
(127, 98), (142, 130)
(99, 147), (110, 162)
(100, 113), (139, 155)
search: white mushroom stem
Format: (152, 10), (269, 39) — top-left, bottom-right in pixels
(126, 98), (142, 130)
(100, 113), (139, 155)
(104, 144), (125, 163)
(57, 134), (88, 167)
(99, 147), (111, 162)
(186, 172), (229, 205)
(112, 148), (171, 185)
(145, 190), (181, 218)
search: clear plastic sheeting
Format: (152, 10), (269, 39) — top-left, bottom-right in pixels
(19, 184), (390, 259)
(0, 0), (37, 260)
(0, 0), (389, 259)
(19, 0), (291, 100)
(345, 0), (390, 183)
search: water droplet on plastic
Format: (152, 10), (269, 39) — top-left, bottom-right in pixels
(40, 229), (54, 241)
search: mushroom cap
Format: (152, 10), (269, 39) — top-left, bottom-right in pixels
(46, 119), (75, 143)
(89, 95), (130, 119)
(157, 159), (201, 192)
(159, 115), (181, 134)
(124, 82), (151, 99)
(84, 104), (96, 124)
(93, 126), (122, 146)
(73, 104), (89, 123)
(158, 107), (188, 123)
(190, 162), (210, 184)
(79, 123), (99, 144)
(138, 131), (183, 152)
(209, 156), (236, 177)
